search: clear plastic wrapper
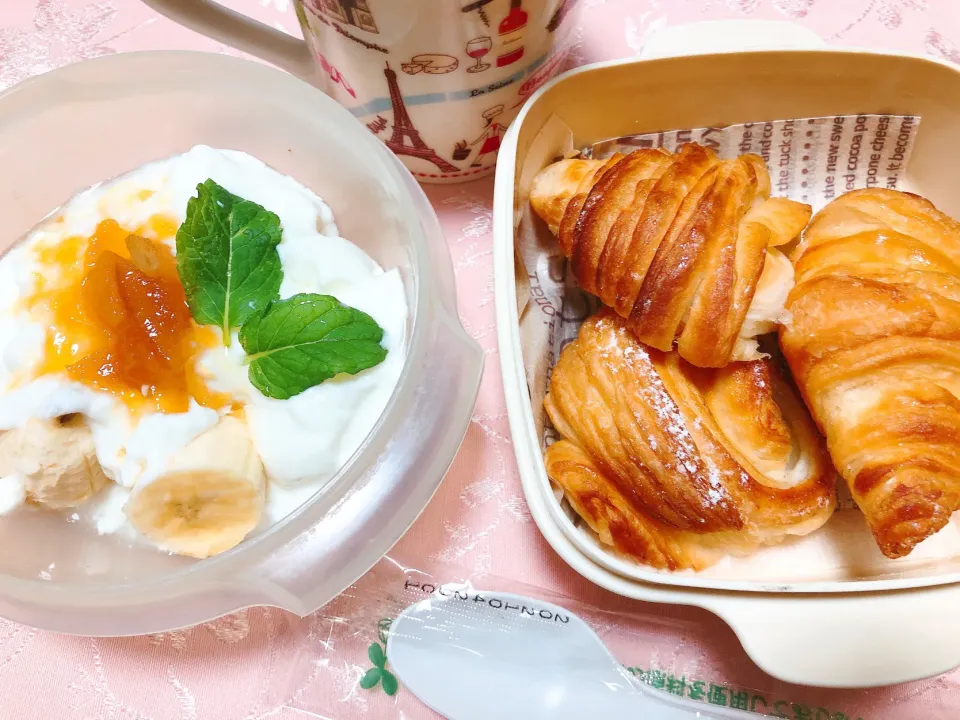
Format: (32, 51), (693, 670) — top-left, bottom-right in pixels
(276, 554), (873, 719)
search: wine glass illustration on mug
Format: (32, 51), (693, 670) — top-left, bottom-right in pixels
(465, 36), (493, 73)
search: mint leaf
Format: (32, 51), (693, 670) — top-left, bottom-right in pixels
(176, 179), (283, 343)
(239, 293), (387, 399)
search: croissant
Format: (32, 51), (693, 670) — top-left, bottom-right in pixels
(781, 188), (960, 559)
(544, 310), (836, 571)
(530, 143), (810, 368)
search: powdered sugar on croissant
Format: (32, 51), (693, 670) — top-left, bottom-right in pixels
(530, 145), (810, 368)
(544, 311), (836, 571)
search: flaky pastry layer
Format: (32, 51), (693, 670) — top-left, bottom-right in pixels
(544, 311), (836, 571)
(781, 188), (960, 558)
(530, 144), (809, 368)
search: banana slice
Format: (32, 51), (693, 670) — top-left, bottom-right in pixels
(0, 415), (108, 509)
(124, 415), (265, 559)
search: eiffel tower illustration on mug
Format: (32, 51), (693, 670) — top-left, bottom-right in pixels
(382, 63), (458, 174)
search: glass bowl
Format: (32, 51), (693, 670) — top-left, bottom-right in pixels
(0, 51), (483, 635)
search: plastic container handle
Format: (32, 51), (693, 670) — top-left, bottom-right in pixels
(639, 19), (825, 59)
(703, 584), (960, 688)
(139, 0), (314, 77)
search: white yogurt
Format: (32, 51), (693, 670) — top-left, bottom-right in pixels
(198, 267), (406, 486)
(0, 146), (408, 530)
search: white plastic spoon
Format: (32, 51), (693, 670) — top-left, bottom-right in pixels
(387, 586), (762, 720)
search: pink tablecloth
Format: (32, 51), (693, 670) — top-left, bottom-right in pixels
(3, 1), (960, 718)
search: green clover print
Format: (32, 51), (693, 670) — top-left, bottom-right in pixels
(360, 641), (398, 696)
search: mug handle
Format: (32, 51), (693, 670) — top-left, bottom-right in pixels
(140, 0), (315, 77)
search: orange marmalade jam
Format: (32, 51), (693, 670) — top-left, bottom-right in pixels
(28, 217), (230, 414)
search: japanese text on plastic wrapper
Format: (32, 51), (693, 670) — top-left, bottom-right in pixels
(625, 667), (865, 720)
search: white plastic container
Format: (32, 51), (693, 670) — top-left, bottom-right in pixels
(494, 22), (960, 688)
(0, 51), (483, 635)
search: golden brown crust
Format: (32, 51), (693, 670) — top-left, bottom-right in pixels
(544, 311), (836, 571)
(781, 188), (960, 558)
(530, 144), (811, 368)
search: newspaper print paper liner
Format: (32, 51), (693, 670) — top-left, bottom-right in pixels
(515, 113), (960, 588)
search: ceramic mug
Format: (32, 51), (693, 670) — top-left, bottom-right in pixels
(141, 0), (582, 183)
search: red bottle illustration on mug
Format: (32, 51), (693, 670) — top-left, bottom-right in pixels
(497, 0), (527, 68)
